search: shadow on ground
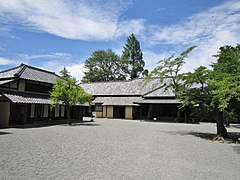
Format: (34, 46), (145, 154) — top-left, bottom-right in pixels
(232, 146), (240, 154)
(164, 130), (240, 143)
(61, 121), (101, 127)
(0, 131), (12, 135)
(188, 131), (240, 142)
(6, 120), (99, 129)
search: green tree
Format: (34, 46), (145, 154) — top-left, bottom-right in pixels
(122, 33), (145, 79)
(50, 77), (92, 125)
(147, 46), (196, 123)
(209, 45), (240, 137)
(82, 49), (127, 82)
(149, 45), (240, 138)
(179, 65), (230, 138)
(148, 46), (196, 96)
(60, 67), (71, 79)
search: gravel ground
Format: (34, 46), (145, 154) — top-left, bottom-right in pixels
(0, 118), (240, 180)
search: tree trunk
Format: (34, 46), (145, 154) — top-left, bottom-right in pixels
(215, 109), (228, 138)
(66, 106), (72, 125)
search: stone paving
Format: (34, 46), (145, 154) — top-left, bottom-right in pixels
(0, 118), (240, 180)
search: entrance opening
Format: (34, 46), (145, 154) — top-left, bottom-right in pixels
(11, 104), (28, 125)
(113, 106), (125, 119)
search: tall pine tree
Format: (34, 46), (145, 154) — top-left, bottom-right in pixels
(122, 33), (145, 79)
(60, 67), (71, 79)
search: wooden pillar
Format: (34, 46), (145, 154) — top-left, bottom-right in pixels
(148, 104), (153, 120)
(184, 107), (187, 123)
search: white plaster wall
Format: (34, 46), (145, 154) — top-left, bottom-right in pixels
(102, 106), (107, 117)
(125, 106), (133, 119)
(106, 106), (113, 118)
(95, 111), (103, 118)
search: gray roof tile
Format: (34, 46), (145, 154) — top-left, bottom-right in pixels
(0, 64), (59, 84)
(81, 78), (175, 97)
(94, 96), (142, 106)
(134, 98), (181, 104)
(0, 79), (15, 85)
(1, 89), (51, 104)
(0, 65), (23, 79)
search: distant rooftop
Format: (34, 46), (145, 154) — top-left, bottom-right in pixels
(81, 78), (175, 97)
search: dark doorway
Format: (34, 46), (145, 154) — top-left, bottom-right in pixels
(71, 106), (83, 120)
(113, 106), (125, 119)
(10, 104), (28, 125)
(140, 105), (149, 119)
(132, 106), (140, 119)
(35, 104), (44, 121)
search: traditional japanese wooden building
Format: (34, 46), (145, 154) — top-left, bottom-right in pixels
(81, 78), (189, 121)
(0, 64), (89, 128)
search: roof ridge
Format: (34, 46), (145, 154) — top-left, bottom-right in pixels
(0, 64), (24, 74)
(81, 79), (133, 85)
(142, 83), (166, 97)
(23, 64), (57, 75)
(81, 77), (163, 85)
(0, 63), (57, 76)
(15, 63), (27, 77)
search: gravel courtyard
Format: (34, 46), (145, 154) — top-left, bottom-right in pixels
(0, 118), (240, 180)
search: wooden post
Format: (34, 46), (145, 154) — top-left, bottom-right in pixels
(184, 107), (187, 123)
(148, 104), (153, 120)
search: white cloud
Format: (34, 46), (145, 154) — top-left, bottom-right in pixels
(0, 0), (143, 40)
(115, 19), (146, 37)
(148, 0), (240, 45)
(66, 64), (86, 81)
(147, 0), (240, 72)
(0, 57), (18, 65)
(183, 30), (239, 72)
(143, 50), (173, 71)
(18, 52), (72, 61)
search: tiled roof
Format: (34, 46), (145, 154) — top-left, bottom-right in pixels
(0, 79), (15, 85)
(0, 89), (52, 104)
(0, 64), (59, 84)
(143, 85), (175, 97)
(0, 65), (23, 79)
(93, 96), (141, 106)
(134, 98), (181, 104)
(0, 89), (89, 106)
(81, 78), (174, 97)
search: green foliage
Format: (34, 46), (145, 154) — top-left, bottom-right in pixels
(122, 33), (145, 79)
(50, 77), (92, 108)
(210, 44), (240, 111)
(60, 67), (71, 79)
(82, 49), (127, 82)
(147, 44), (240, 137)
(176, 45), (240, 114)
(179, 66), (211, 107)
(149, 46), (196, 91)
(142, 69), (149, 78)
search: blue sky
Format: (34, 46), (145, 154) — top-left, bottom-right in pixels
(0, 0), (239, 80)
